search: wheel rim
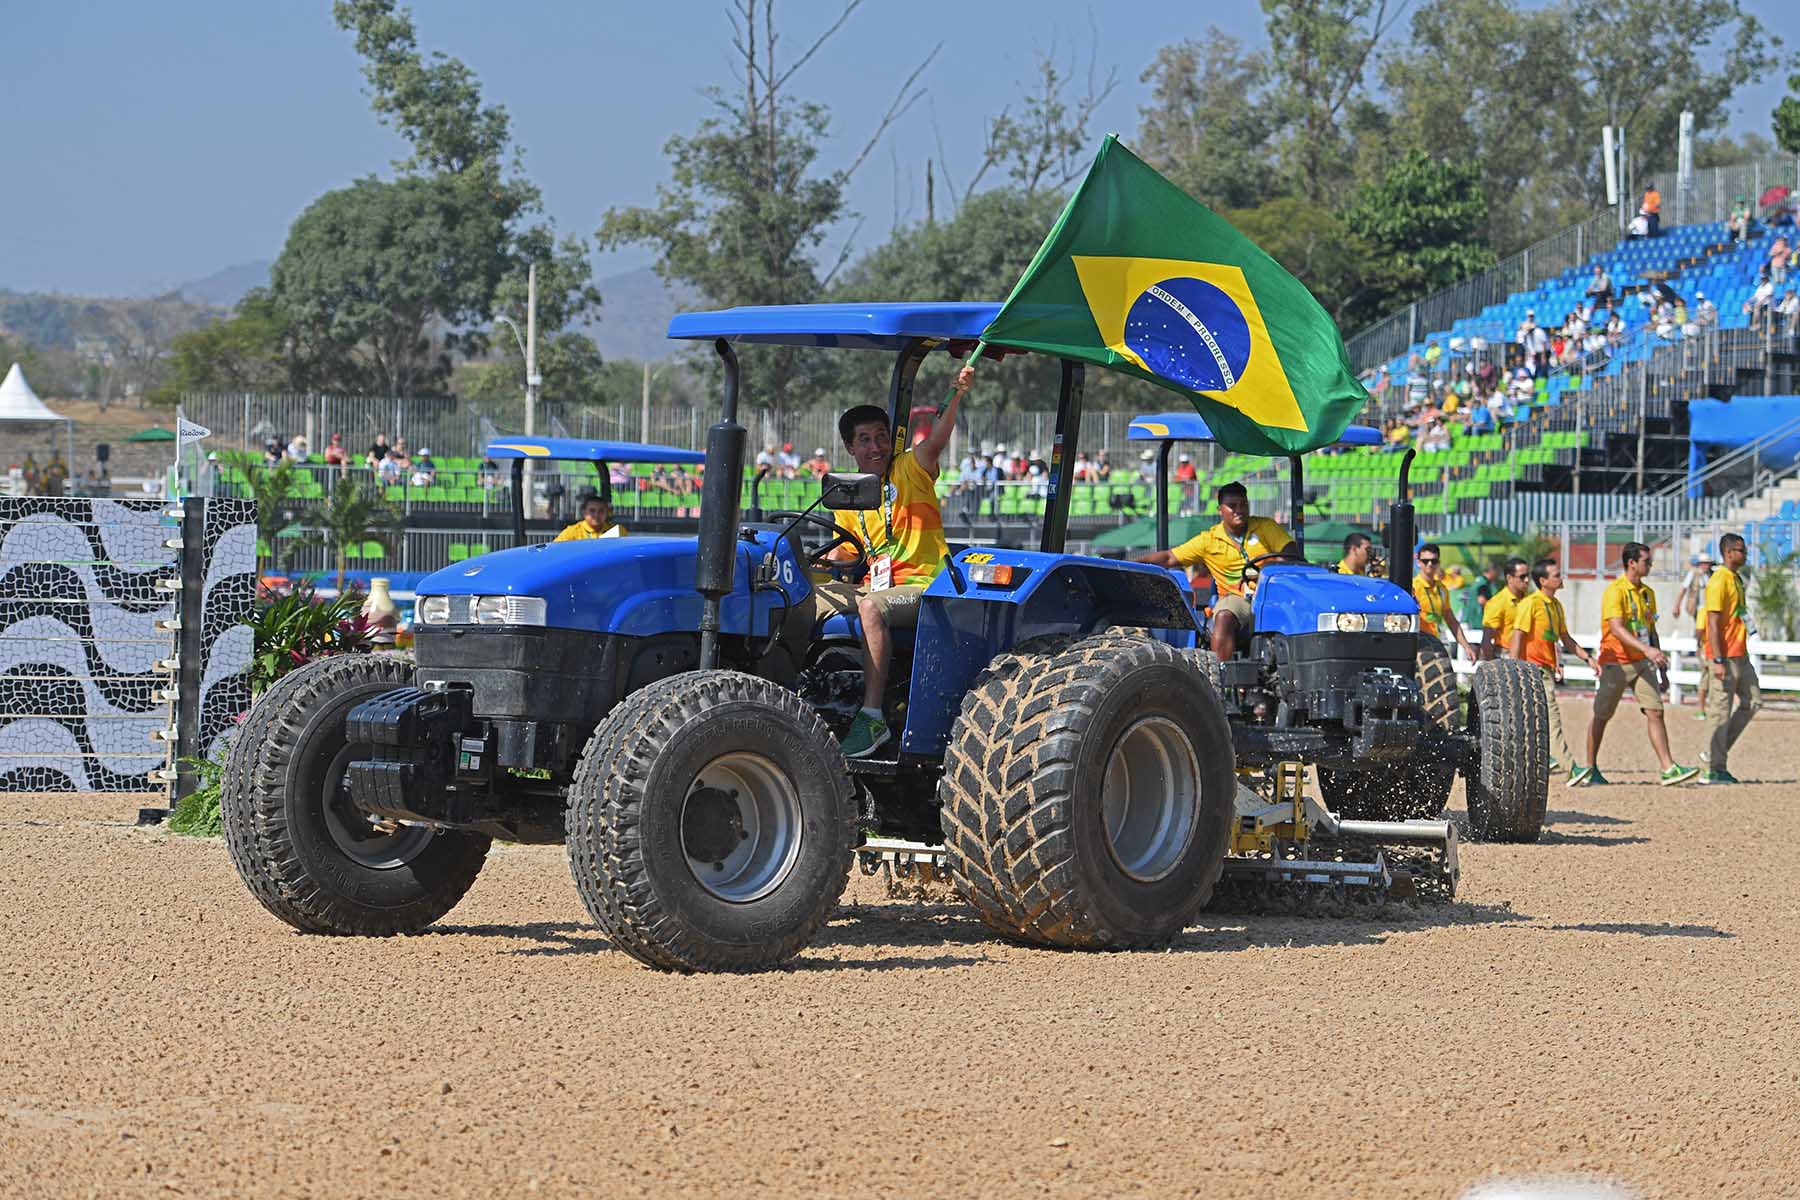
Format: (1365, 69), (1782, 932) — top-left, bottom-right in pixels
(681, 752), (803, 903)
(321, 743), (435, 869)
(1100, 716), (1201, 883)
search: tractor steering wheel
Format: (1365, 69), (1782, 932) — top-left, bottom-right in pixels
(767, 510), (867, 574)
(1246, 548), (1304, 570)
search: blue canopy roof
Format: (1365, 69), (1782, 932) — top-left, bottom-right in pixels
(483, 437), (704, 464)
(667, 302), (1000, 351)
(1127, 412), (1382, 448)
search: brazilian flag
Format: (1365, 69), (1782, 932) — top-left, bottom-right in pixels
(980, 135), (1366, 457)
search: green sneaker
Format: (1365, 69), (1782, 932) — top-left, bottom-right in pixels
(841, 711), (891, 759)
(1567, 765), (1593, 788)
(1700, 769), (1740, 785)
(1660, 764), (1701, 786)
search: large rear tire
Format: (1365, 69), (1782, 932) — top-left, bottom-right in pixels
(221, 654), (491, 936)
(1318, 637), (1460, 821)
(1464, 658), (1551, 842)
(566, 671), (855, 972)
(938, 631), (1235, 949)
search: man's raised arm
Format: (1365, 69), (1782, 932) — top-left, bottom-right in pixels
(915, 363), (975, 476)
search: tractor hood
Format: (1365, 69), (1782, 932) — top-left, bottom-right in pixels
(415, 536), (789, 637)
(1253, 564), (1418, 637)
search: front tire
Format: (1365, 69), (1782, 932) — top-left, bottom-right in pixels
(938, 631), (1235, 949)
(221, 654), (491, 936)
(566, 671), (855, 972)
(1464, 658), (1552, 842)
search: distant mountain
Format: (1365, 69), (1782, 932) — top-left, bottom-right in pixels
(588, 266), (701, 363)
(175, 261), (271, 307)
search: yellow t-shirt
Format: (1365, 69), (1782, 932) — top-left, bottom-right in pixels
(1413, 574), (1453, 638)
(1337, 558), (1362, 576)
(1702, 565), (1747, 658)
(1169, 516), (1293, 596)
(1511, 591), (1566, 672)
(554, 519), (626, 541)
(834, 449), (946, 586)
(1597, 575), (1656, 664)
(1483, 588), (1526, 648)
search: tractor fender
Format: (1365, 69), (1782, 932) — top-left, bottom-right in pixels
(897, 548), (1198, 757)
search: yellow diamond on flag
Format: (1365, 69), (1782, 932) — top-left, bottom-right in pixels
(1072, 255), (1307, 432)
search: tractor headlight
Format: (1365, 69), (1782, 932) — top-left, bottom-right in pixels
(472, 595), (547, 626)
(417, 595), (451, 625)
(1320, 612), (1368, 633)
(1382, 613), (1417, 634)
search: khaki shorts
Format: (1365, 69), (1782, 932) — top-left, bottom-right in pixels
(1213, 593), (1252, 627)
(1594, 660), (1663, 719)
(807, 580), (925, 631)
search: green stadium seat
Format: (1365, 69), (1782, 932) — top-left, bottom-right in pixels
(448, 543), (469, 562)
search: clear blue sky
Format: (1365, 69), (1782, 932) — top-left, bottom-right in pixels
(1, 1), (1789, 298)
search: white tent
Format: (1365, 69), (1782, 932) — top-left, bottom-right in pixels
(0, 363), (76, 487)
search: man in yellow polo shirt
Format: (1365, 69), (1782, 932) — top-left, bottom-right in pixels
(1338, 532), (1372, 576)
(1136, 480), (1293, 661)
(1414, 542), (1475, 660)
(1575, 541), (1698, 787)
(1509, 558), (1595, 785)
(812, 362), (973, 757)
(1480, 557), (1531, 659)
(553, 492), (627, 541)
(1701, 532), (1759, 783)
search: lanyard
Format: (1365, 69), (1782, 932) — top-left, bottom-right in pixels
(857, 464), (896, 554)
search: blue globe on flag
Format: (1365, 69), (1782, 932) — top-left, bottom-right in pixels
(1124, 277), (1252, 393)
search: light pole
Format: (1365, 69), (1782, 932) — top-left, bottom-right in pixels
(492, 263), (542, 517)
(641, 360), (673, 444)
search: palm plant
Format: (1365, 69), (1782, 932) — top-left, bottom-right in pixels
(1751, 545), (1800, 642)
(244, 459), (304, 572)
(301, 475), (404, 591)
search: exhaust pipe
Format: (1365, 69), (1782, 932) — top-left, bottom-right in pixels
(1388, 448), (1417, 593)
(696, 338), (745, 671)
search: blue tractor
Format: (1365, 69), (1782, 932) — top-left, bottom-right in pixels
(221, 302), (1545, 973)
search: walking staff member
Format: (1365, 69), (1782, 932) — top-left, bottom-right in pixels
(811, 363), (974, 758)
(1414, 542), (1476, 660)
(1700, 533), (1760, 784)
(1574, 542), (1698, 787)
(1136, 481), (1293, 662)
(1480, 557), (1531, 660)
(1508, 558), (1595, 785)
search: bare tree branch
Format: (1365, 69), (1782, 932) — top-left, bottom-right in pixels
(841, 41), (942, 180)
(929, 102), (962, 216)
(820, 216), (866, 289)
(770, 0), (864, 93)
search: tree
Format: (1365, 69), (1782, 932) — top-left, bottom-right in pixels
(598, 1), (933, 426)
(150, 291), (293, 407)
(1134, 33), (1282, 211)
(1345, 151), (1495, 300)
(300, 475), (403, 591)
(952, 45), (1117, 205)
(244, 460), (307, 573)
(1775, 70), (1800, 155)
(1260, 0), (1406, 205)
(1220, 196), (1401, 328)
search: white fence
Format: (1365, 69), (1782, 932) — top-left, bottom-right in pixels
(1449, 633), (1800, 698)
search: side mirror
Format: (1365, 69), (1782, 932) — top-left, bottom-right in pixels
(820, 471), (881, 510)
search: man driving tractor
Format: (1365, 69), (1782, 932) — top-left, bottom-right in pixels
(810, 362), (976, 758)
(554, 491), (626, 541)
(1134, 481), (1293, 661)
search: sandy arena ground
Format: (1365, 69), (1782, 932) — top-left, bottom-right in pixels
(2, 693), (1797, 1199)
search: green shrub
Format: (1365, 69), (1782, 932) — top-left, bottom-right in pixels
(251, 582), (374, 693)
(168, 754), (226, 837)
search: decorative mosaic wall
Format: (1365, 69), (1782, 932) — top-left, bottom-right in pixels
(0, 497), (254, 793)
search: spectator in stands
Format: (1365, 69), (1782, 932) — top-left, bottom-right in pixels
(1574, 541), (1697, 788)
(1640, 182), (1661, 237)
(1093, 451), (1113, 481)
(1745, 277), (1775, 331)
(410, 449), (437, 488)
(1480, 557), (1532, 660)
(1769, 235), (1791, 286)
(1026, 452), (1049, 499)
(808, 447), (831, 479)
(1778, 288), (1800, 333)
(779, 442), (801, 478)
(1423, 340), (1443, 370)
(1605, 308), (1625, 347)
(1506, 366), (1532, 412)
(377, 449), (403, 486)
(554, 491), (625, 541)
(1072, 450), (1094, 482)
(1700, 532), (1759, 784)
(1528, 321), (1551, 376)
(1691, 292), (1718, 332)
(1416, 546), (1477, 660)
(1585, 265), (1614, 307)
(1382, 418), (1411, 452)
(262, 438), (283, 467)
(365, 433), (390, 470)
(1728, 196), (1752, 244)
(1510, 558), (1597, 785)
(390, 438), (412, 471)
(1515, 309), (1537, 352)
(322, 433), (349, 468)
(286, 434), (310, 463)
(478, 457), (499, 490)
(1137, 449), (1158, 482)
(1405, 365), (1429, 411)
(1473, 355), (1498, 397)
(1418, 414), (1451, 453)
(1174, 453), (1197, 483)
(754, 442), (778, 474)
